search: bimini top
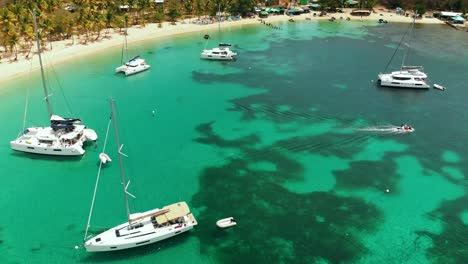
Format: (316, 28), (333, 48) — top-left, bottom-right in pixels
(219, 43), (232, 47)
(125, 55), (145, 67)
(50, 115), (81, 131)
(50, 115), (81, 124)
(155, 202), (191, 224)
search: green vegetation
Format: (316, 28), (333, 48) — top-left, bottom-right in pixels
(0, 0), (257, 60)
(0, 0), (466, 61)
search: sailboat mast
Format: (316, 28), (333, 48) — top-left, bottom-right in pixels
(401, 12), (417, 70)
(32, 10), (53, 118)
(110, 99), (132, 224)
(217, 3), (221, 37)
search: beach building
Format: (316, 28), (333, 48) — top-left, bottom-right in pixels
(350, 10), (371, 16)
(438, 11), (463, 20)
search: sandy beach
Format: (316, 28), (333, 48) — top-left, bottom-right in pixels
(0, 8), (445, 84)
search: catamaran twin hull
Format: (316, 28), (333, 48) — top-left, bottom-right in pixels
(115, 64), (151, 76)
(10, 126), (97, 156)
(378, 72), (430, 89)
(201, 48), (237, 61)
(85, 211), (198, 251)
(115, 57), (151, 76)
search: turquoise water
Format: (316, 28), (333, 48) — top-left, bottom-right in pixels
(0, 20), (467, 263)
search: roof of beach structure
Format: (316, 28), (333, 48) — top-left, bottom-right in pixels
(440, 11), (462, 17)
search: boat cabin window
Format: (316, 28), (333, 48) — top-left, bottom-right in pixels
(393, 76), (412, 81)
(39, 139), (53, 145)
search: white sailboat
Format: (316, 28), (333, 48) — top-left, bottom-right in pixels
(200, 5), (237, 61)
(10, 10), (97, 156)
(378, 13), (430, 89)
(83, 100), (197, 252)
(115, 25), (150, 76)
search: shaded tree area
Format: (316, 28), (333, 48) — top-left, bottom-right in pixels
(0, 0), (257, 60)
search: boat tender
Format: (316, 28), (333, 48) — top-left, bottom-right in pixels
(216, 217), (237, 228)
(433, 84), (446, 91)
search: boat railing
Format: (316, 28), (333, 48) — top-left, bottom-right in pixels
(402, 66), (424, 71)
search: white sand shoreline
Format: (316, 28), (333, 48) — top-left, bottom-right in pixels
(0, 10), (445, 85)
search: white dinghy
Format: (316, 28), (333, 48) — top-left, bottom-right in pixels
(433, 84), (446, 91)
(99, 153), (112, 164)
(216, 217), (237, 228)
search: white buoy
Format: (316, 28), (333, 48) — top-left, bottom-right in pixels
(152, 110), (156, 116)
(385, 189), (390, 193)
(74, 245), (79, 250)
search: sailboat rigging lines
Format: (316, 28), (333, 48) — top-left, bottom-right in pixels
(115, 24), (151, 76)
(83, 100), (197, 252)
(378, 13), (429, 89)
(10, 10), (98, 156)
(200, 4), (237, 61)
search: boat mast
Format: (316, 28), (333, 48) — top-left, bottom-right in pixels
(121, 19), (128, 64)
(32, 9), (53, 118)
(110, 99), (132, 224)
(217, 3), (221, 38)
(401, 12), (417, 70)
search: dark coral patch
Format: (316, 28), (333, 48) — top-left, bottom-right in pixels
(334, 159), (400, 192)
(193, 121), (382, 263)
(417, 194), (468, 264)
(192, 157), (382, 264)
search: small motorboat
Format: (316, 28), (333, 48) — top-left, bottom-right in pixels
(396, 124), (414, 133)
(99, 153), (112, 164)
(433, 84), (446, 91)
(216, 217), (236, 229)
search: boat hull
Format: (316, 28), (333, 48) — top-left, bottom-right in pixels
(85, 205), (198, 252)
(85, 223), (194, 252)
(200, 54), (236, 60)
(10, 140), (85, 156)
(115, 65), (151, 76)
(378, 74), (430, 89)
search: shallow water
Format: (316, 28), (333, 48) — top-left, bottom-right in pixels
(0, 20), (467, 264)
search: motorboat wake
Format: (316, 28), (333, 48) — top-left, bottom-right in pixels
(358, 124), (414, 134)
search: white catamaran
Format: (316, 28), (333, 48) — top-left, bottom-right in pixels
(200, 5), (237, 61)
(83, 100), (197, 252)
(115, 25), (150, 76)
(378, 13), (430, 89)
(10, 10), (97, 156)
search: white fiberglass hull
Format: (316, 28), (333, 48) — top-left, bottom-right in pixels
(10, 126), (96, 156)
(115, 64), (151, 76)
(378, 73), (430, 89)
(200, 54), (236, 60)
(10, 140), (85, 155)
(200, 49), (237, 61)
(85, 211), (197, 252)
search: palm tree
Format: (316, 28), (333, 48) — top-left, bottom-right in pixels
(8, 31), (19, 61)
(105, 10), (115, 38)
